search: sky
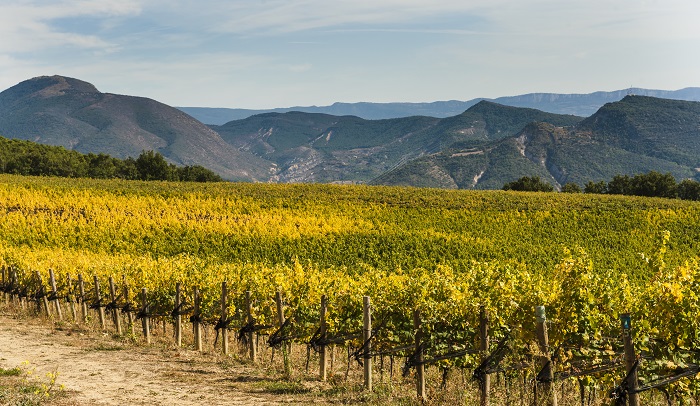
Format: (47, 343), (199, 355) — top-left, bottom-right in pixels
(1, 0), (699, 109)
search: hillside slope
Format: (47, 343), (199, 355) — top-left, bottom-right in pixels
(0, 76), (273, 181)
(212, 102), (581, 183)
(3, 77), (698, 189)
(374, 96), (700, 189)
(578, 96), (700, 167)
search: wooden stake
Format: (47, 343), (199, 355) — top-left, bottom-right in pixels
(109, 276), (122, 335)
(620, 314), (640, 406)
(363, 296), (372, 391)
(48, 269), (63, 320)
(535, 306), (557, 406)
(330, 345), (336, 378)
(12, 269), (21, 309)
(122, 275), (134, 335)
(276, 291), (290, 376)
(93, 275), (106, 329)
(221, 281), (229, 355)
(1, 267), (6, 304)
(4, 267), (10, 305)
(480, 306), (490, 406)
(246, 291), (257, 362)
(320, 295), (328, 381)
(141, 288), (151, 344)
(194, 286), (202, 351)
(175, 282), (182, 347)
(36, 271), (51, 316)
(8, 268), (14, 306)
(414, 308), (425, 401)
(5, 267), (11, 305)
(67, 275), (77, 321)
(78, 274), (88, 323)
(17, 269), (23, 309)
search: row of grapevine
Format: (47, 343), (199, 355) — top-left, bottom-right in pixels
(1, 174), (700, 402)
(2, 249), (700, 403)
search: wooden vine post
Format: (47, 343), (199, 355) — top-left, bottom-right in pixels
(193, 286), (202, 351)
(122, 275), (135, 334)
(1, 267), (6, 304)
(67, 275), (77, 321)
(320, 294), (328, 381)
(78, 274), (88, 323)
(221, 281), (229, 355)
(13, 269), (21, 308)
(363, 296), (373, 391)
(275, 291), (291, 376)
(5, 267), (11, 305)
(175, 282), (182, 347)
(413, 308), (426, 401)
(620, 314), (640, 406)
(48, 269), (63, 320)
(479, 306), (490, 406)
(93, 275), (106, 329)
(2, 267), (8, 305)
(8, 267), (14, 306)
(535, 306), (557, 406)
(141, 288), (151, 344)
(108, 276), (122, 335)
(12, 269), (22, 309)
(246, 291), (257, 362)
(36, 271), (50, 316)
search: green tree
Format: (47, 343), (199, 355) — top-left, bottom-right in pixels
(561, 182), (582, 193)
(0, 135), (222, 182)
(630, 171), (677, 198)
(87, 153), (118, 178)
(135, 151), (176, 181)
(584, 180), (607, 194)
(607, 174), (632, 195)
(503, 176), (554, 192)
(177, 165), (223, 182)
(677, 179), (700, 201)
(116, 157), (139, 180)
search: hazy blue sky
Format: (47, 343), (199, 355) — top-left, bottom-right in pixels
(1, 0), (698, 108)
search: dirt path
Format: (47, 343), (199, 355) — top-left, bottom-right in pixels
(0, 314), (292, 405)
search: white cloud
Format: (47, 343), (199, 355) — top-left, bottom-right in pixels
(139, 0), (700, 42)
(0, 0), (698, 108)
(139, 0), (505, 35)
(0, 0), (141, 53)
(287, 63), (312, 73)
(480, 0), (700, 40)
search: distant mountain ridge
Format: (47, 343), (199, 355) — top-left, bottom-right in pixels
(2, 76), (700, 191)
(373, 96), (700, 190)
(211, 101), (581, 184)
(0, 75), (273, 181)
(179, 87), (700, 124)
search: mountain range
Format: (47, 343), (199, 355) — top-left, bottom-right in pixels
(179, 87), (700, 124)
(0, 75), (698, 190)
(0, 76), (272, 181)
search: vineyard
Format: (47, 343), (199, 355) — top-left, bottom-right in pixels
(2, 173), (700, 404)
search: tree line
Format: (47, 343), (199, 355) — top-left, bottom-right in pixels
(504, 172), (700, 201)
(0, 136), (223, 182)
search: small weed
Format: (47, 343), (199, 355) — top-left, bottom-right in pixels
(0, 362), (65, 405)
(0, 367), (22, 376)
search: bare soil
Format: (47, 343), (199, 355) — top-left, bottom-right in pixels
(0, 313), (303, 405)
